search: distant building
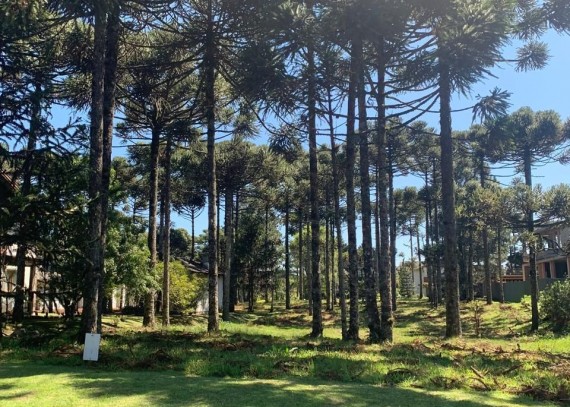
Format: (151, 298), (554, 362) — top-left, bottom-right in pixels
(177, 258), (223, 313)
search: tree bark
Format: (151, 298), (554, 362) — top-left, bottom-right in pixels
(222, 189), (233, 320)
(285, 192), (291, 309)
(306, 2), (322, 337)
(345, 36), (359, 341)
(298, 209), (303, 300)
(80, 3), (107, 339)
(358, 47), (382, 342)
(438, 60), (461, 338)
(328, 88), (347, 339)
(376, 38), (393, 342)
(388, 156), (397, 311)
(480, 158), (492, 305)
(417, 229), (423, 299)
(13, 82), (41, 323)
(143, 124), (161, 328)
(524, 150), (539, 331)
(497, 225), (505, 303)
(98, 2), (120, 332)
(161, 136), (173, 327)
(206, 0), (219, 332)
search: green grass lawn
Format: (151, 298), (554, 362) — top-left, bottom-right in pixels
(1, 299), (568, 406)
(0, 362), (555, 407)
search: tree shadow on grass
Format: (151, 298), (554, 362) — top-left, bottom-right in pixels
(0, 362), (548, 407)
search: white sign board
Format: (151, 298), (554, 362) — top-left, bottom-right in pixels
(83, 333), (101, 361)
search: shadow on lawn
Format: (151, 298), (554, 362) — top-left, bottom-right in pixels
(0, 363), (546, 407)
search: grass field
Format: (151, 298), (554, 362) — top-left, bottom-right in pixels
(1, 299), (568, 406)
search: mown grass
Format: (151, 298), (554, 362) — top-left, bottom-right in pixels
(1, 299), (569, 406)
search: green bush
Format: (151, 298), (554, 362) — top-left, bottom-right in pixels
(540, 280), (570, 332)
(164, 261), (208, 314)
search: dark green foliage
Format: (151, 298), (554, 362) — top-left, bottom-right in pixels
(398, 263), (415, 299)
(540, 280), (570, 332)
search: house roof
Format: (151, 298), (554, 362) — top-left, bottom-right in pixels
(176, 257), (209, 275)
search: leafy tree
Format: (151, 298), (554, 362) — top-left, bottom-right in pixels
(492, 107), (569, 330)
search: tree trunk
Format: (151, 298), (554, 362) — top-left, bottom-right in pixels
(298, 209), (303, 300)
(328, 88), (347, 339)
(417, 229), (423, 299)
(80, 3), (107, 339)
(468, 230), (475, 301)
(143, 124), (161, 328)
(388, 159), (397, 311)
(325, 203), (331, 311)
(345, 36), (360, 341)
(480, 158), (492, 305)
(358, 48), (382, 342)
(497, 225), (505, 303)
(432, 160), (442, 307)
(285, 192), (291, 309)
(161, 136), (173, 327)
(206, 0), (219, 332)
(191, 208), (195, 259)
(438, 60), (461, 338)
(13, 81), (41, 323)
(306, 2), (322, 337)
(376, 38), (393, 342)
(223, 189), (233, 321)
(230, 191), (239, 311)
(524, 151), (539, 331)
(98, 3), (120, 331)
(424, 173), (433, 301)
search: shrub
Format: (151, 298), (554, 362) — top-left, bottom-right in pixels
(540, 280), (570, 332)
(166, 261), (208, 314)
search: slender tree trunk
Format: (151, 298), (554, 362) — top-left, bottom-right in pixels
(306, 2), (322, 337)
(424, 175), (433, 301)
(230, 191), (239, 311)
(264, 204), (270, 303)
(27, 264), (36, 315)
(375, 178), (381, 292)
(285, 192), (291, 309)
(80, 3), (107, 339)
(433, 160), (442, 307)
(409, 221), (415, 286)
(345, 36), (359, 341)
(161, 136), (173, 327)
(13, 82), (41, 323)
(438, 60), (461, 338)
(191, 208), (195, 259)
(206, 0), (219, 332)
(328, 88), (347, 339)
(524, 151), (539, 331)
(358, 49), (382, 342)
(468, 230), (475, 301)
(480, 159), (492, 305)
(222, 189), (233, 321)
(325, 203), (331, 311)
(143, 124), (161, 328)
(98, 4), (120, 331)
(417, 230), (423, 299)
(331, 218), (336, 310)
(376, 38), (393, 342)
(248, 268), (254, 312)
(497, 225), (505, 303)
(298, 209), (303, 301)
(389, 162), (397, 311)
